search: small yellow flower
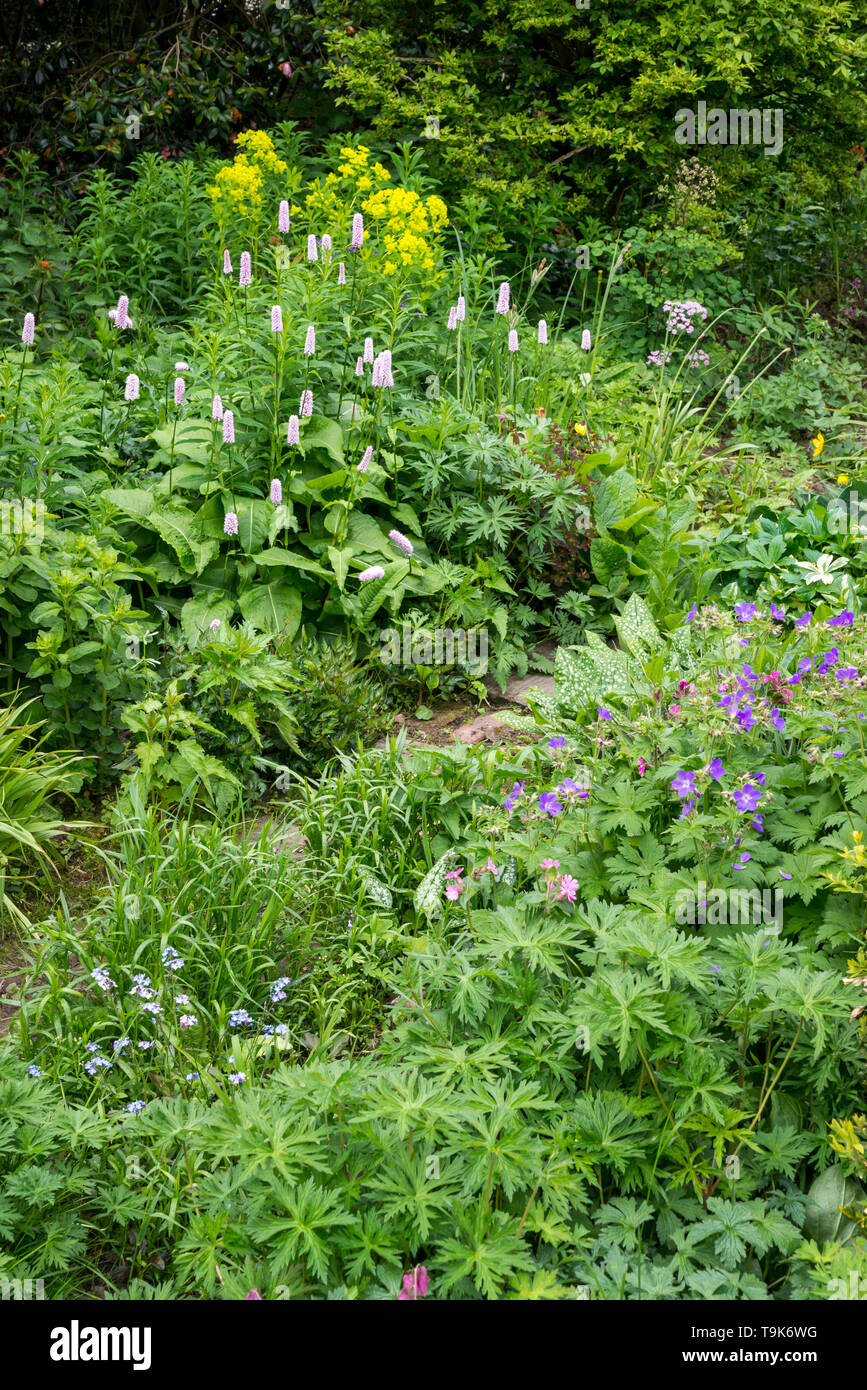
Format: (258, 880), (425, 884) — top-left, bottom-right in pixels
(838, 473), (850, 485)
(812, 431), (825, 458)
(575, 422), (587, 436)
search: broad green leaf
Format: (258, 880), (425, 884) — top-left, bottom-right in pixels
(238, 581), (302, 638)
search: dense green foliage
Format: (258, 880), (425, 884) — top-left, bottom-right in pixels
(1, 5), (866, 1303)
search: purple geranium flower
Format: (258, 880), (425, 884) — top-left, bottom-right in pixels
(539, 791), (563, 817)
(733, 783), (762, 812)
(670, 770), (696, 798)
(707, 758), (726, 782)
(827, 610), (854, 627)
(734, 602), (759, 622)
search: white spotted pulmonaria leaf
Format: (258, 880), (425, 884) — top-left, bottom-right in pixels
(414, 849), (458, 921)
(359, 870), (393, 910)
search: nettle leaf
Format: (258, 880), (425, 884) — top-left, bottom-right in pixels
(238, 582), (302, 638)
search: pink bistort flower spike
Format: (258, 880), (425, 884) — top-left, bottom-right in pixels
(307, 235), (318, 262)
(359, 565), (385, 583)
(338, 262), (346, 285)
(114, 295), (130, 330)
(212, 394), (224, 421)
(358, 445), (373, 473)
(351, 212), (364, 249)
(299, 389), (313, 417)
(270, 478), (282, 506)
(496, 282), (510, 314)
(389, 527), (413, 556)
(222, 410), (235, 444)
(538, 319), (548, 345)
(304, 324), (316, 356)
(124, 373), (140, 401)
(581, 329), (591, 351)
(239, 252), (252, 287)
(321, 233), (332, 254)
(363, 336), (374, 364)
(223, 511), (239, 536)
(223, 249), (232, 275)
(455, 295), (466, 322)
(173, 376), (185, 406)
(287, 414), (300, 445)
(271, 304), (284, 333)
(22, 312), (36, 345)
(507, 329), (518, 352)
(278, 200), (290, 234)
(447, 306), (457, 331)
(355, 356), (364, 376)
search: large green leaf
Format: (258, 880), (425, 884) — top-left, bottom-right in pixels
(299, 414), (345, 465)
(327, 546), (353, 592)
(150, 419), (213, 465)
(239, 581), (302, 638)
(149, 504), (216, 575)
(347, 513), (394, 557)
(251, 548), (329, 578)
(593, 467), (639, 531)
(104, 488), (157, 520)
(233, 499), (273, 555)
(590, 536), (630, 587)
(180, 592), (236, 648)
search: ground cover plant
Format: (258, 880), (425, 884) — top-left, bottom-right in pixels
(1, 8), (867, 1305)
